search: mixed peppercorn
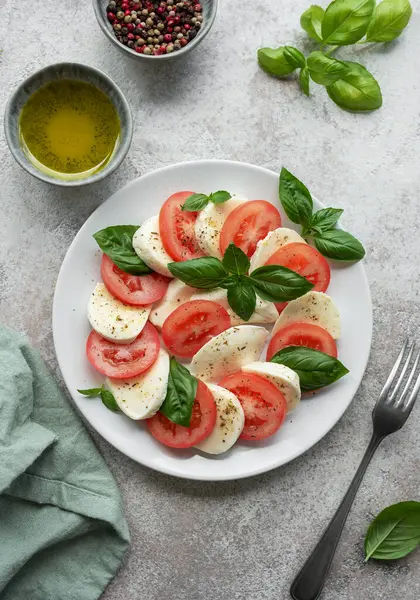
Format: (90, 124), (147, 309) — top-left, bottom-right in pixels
(106, 0), (204, 55)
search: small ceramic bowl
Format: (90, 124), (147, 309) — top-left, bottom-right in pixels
(4, 62), (133, 187)
(92, 0), (218, 61)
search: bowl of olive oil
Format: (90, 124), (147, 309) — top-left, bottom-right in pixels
(4, 63), (133, 186)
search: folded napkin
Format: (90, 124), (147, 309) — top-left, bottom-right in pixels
(0, 326), (130, 600)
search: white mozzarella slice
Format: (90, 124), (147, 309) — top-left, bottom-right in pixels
(132, 215), (174, 277)
(87, 283), (151, 344)
(191, 289), (277, 325)
(106, 349), (170, 420)
(242, 362), (301, 413)
(272, 291), (341, 339)
(194, 196), (248, 258)
(250, 227), (307, 272)
(150, 280), (196, 329)
(195, 384), (245, 454)
(190, 325), (268, 383)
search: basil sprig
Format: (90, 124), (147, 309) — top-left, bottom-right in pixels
(365, 501), (420, 561)
(257, 0), (412, 112)
(160, 358), (198, 427)
(78, 386), (120, 412)
(168, 243), (313, 321)
(181, 190), (232, 212)
(280, 168), (365, 262)
(270, 346), (349, 391)
(93, 225), (152, 275)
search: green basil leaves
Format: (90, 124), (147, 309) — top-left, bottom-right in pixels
(258, 47), (304, 78)
(279, 168), (365, 262)
(257, 0), (412, 112)
(169, 242), (312, 321)
(270, 346), (349, 391)
(322, 0), (376, 45)
(365, 501), (420, 561)
(366, 0), (412, 42)
(160, 358), (198, 427)
(93, 225), (152, 275)
(182, 190), (232, 212)
(326, 61), (382, 112)
(78, 386), (120, 412)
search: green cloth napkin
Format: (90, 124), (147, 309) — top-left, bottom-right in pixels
(0, 326), (130, 600)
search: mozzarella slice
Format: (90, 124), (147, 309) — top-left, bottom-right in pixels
(106, 349), (169, 420)
(87, 283), (151, 344)
(194, 196), (248, 258)
(190, 325), (268, 383)
(272, 291), (341, 339)
(150, 279), (196, 329)
(191, 289), (277, 325)
(250, 227), (307, 272)
(132, 215), (174, 278)
(242, 362), (301, 413)
(195, 384), (244, 454)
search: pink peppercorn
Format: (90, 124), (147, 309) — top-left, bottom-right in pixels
(164, 33), (172, 42)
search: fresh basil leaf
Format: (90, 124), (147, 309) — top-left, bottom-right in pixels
(309, 208), (344, 234)
(258, 47), (298, 78)
(219, 274), (241, 289)
(365, 501), (420, 561)
(279, 168), (313, 227)
(299, 67), (311, 97)
(250, 266), (313, 302)
(366, 0), (412, 42)
(327, 61), (382, 112)
(322, 0), (376, 45)
(209, 190), (232, 204)
(283, 46), (306, 69)
(222, 243), (250, 275)
(160, 358), (198, 427)
(93, 226), (152, 275)
(78, 388), (103, 397)
(227, 279), (257, 322)
(307, 51), (349, 85)
(300, 4), (325, 42)
(314, 229), (365, 261)
(100, 389), (120, 412)
(181, 193), (209, 211)
(168, 257), (229, 289)
(270, 346), (349, 391)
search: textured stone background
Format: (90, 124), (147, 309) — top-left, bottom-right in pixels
(1, 0), (420, 598)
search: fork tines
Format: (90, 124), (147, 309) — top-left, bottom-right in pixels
(379, 339), (420, 413)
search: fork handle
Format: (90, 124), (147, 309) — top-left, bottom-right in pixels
(290, 433), (384, 600)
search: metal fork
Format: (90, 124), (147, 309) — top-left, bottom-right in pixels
(290, 339), (420, 600)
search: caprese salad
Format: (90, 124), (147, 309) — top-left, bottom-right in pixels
(79, 168), (365, 456)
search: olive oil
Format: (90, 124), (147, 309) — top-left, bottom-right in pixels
(19, 80), (121, 180)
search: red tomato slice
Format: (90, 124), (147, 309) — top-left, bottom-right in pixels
(275, 301), (288, 315)
(86, 322), (160, 379)
(159, 191), (205, 261)
(146, 380), (217, 448)
(267, 322), (338, 360)
(101, 254), (169, 306)
(161, 300), (231, 358)
(219, 372), (287, 441)
(265, 242), (330, 292)
(219, 200), (282, 258)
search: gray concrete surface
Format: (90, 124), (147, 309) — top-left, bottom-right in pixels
(1, 0), (420, 598)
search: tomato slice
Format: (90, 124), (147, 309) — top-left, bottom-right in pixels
(219, 372), (287, 441)
(101, 254), (169, 306)
(86, 322), (160, 378)
(159, 191), (205, 261)
(265, 242), (330, 293)
(161, 300), (231, 358)
(267, 322), (338, 360)
(275, 301), (288, 315)
(146, 380), (217, 448)
(219, 200), (282, 258)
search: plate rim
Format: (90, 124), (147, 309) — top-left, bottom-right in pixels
(52, 159), (373, 481)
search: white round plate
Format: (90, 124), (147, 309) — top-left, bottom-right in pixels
(53, 160), (372, 481)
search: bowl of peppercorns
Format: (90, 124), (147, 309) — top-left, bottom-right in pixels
(93, 0), (217, 59)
